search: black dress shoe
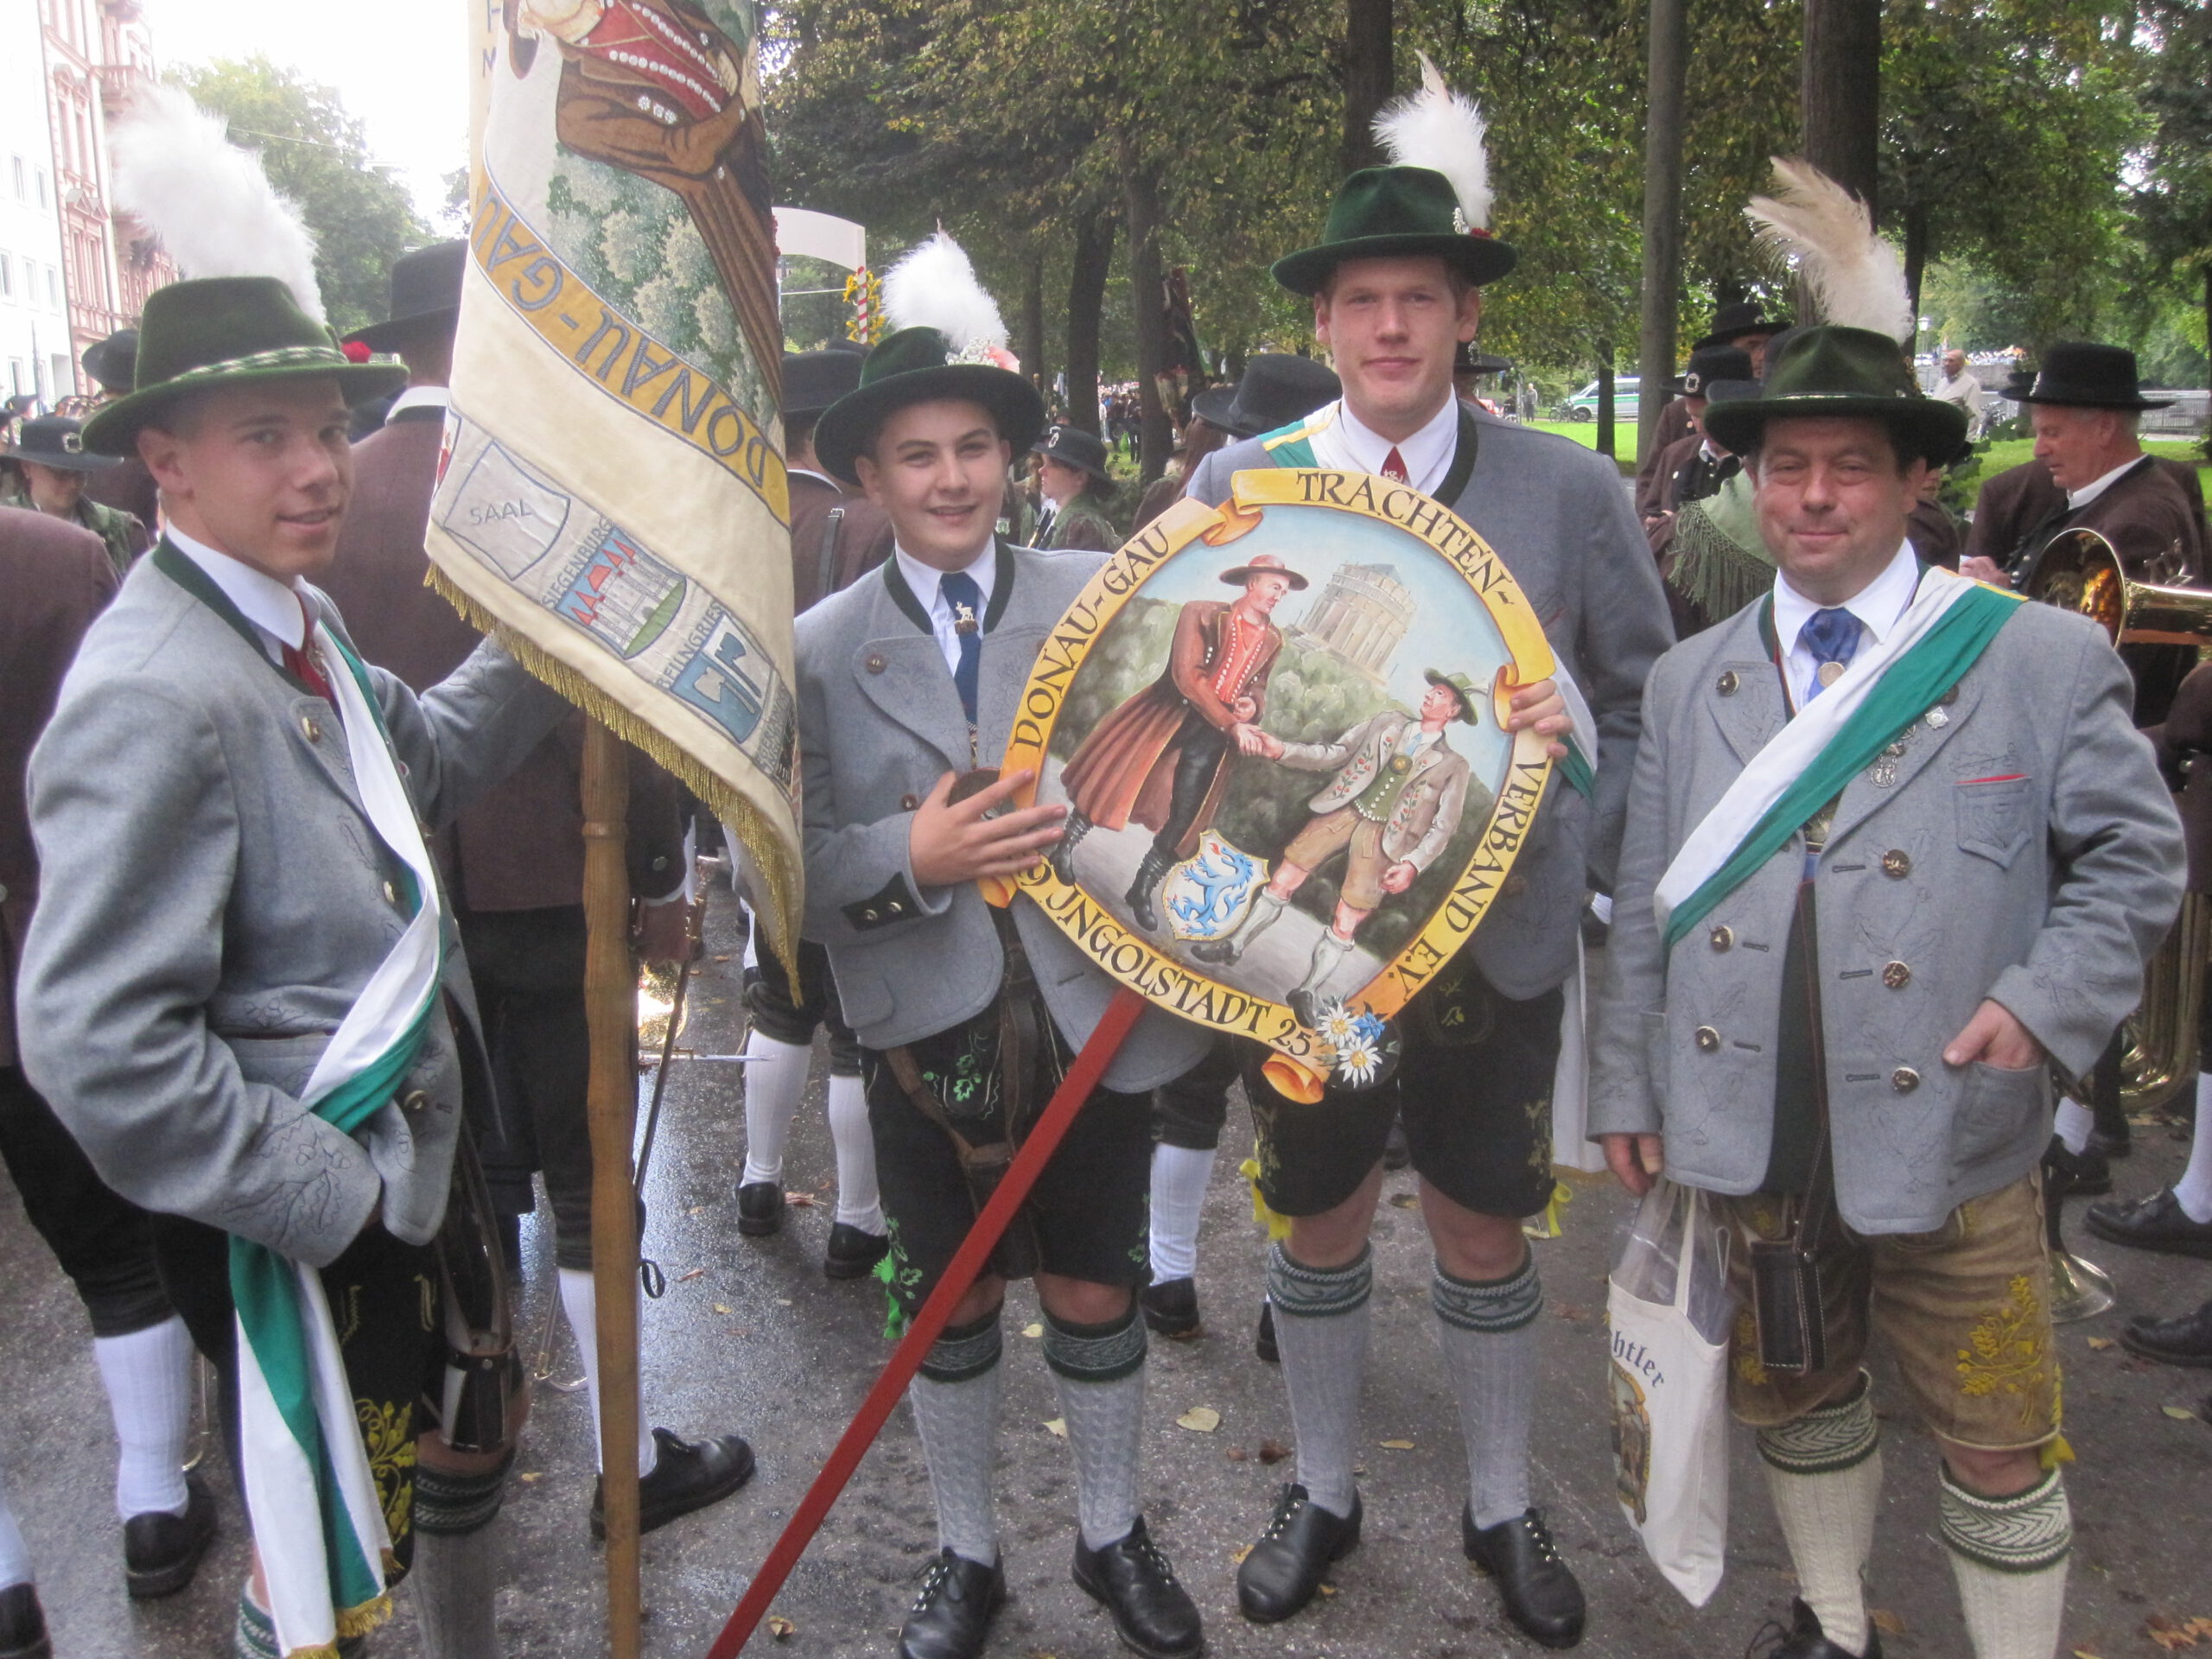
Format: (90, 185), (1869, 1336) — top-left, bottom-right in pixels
(592, 1427), (755, 1538)
(1073, 1516), (1203, 1659)
(1141, 1277), (1202, 1338)
(0, 1583), (49, 1659)
(1745, 1596), (1884, 1657)
(1461, 1506), (1586, 1649)
(2120, 1297), (2212, 1367)
(1255, 1300), (1279, 1363)
(899, 1548), (1006, 1659)
(736, 1180), (785, 1236)
(824, 1222), (890, 1279)
(1236, 1483), (1360, 1623)
(124, 1471), (217, 1599)
(2087, 1187), (2212, 1259)
(2042, 1137), (2111, 1198)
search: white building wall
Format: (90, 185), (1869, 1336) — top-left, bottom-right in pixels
(0, 0), (71, 406)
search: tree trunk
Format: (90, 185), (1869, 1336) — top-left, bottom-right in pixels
(1902, 199), (1931, 334)
(1341, 0), (1393, 176)
(1596, 350), (1617, 461)
(1801, 0), (1881, 218)
(1124, 156), (1174, 486)
(1636, 0), (1688, 462)
(1021, 250), (1048, 408)
(1065, 203), (1116, 436)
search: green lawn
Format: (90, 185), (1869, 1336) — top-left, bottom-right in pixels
(1528, 417), (1642, 471)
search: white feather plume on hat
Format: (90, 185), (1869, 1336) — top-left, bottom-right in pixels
(883, 232), (1012, 365)
(1371, 52), (1492, 232)
(111, 84), (325, 321)
(1744, 157), (1912, 343)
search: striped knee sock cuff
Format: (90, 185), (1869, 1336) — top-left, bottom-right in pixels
(1267, 1242), (1371, 1319)
(1042, 1306), (1147, 1384)
(918, 1312), (1004, 1385)
(415, 1449), (515, 1537)
(1756, 1372), (1879, 1476)
(1940, 1465), (2072, 1574)
(1430, 1252), (1543, 1334)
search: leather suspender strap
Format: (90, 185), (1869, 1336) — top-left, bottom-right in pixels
(816, 505), (846, 604)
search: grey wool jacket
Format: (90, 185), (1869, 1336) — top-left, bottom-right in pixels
(1587, 590), (2184, 1235)
(18, 544), (568, 1267)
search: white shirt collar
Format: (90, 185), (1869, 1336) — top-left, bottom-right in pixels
(1772, 539), (1920, 662)
(165, 524), (310, 652)
(385, 385), (451, 418)
(893, 537), (997, 676)
(2066, 454), (2145, 511)
(787, 465), (842, 492)
(1307, 394), (1459, 495)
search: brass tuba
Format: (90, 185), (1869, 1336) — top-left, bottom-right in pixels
(2028, 527), (2212, 1112)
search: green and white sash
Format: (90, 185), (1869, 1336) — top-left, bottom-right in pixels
(232, 627), (443, 1659)
(1653, 567), (2024, 950)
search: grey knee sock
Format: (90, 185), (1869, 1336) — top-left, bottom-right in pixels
(412, 1457), (511, 1659)
(1432, 1252), (1542, 1530)
(1267, 1242), (1372, 1519)
(908, 1314), (1004, 1566)
(1044, 1306), (1148, 1550)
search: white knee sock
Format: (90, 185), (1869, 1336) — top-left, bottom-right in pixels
(909, 1318), (1005, 1566)
(2052, 1097), (2094, 1156)
(92, 1313), (194, 1519)
(556, 1268), (658, 1478)
(0, 1466), (30, 1590)
(1045, 1310), (1149, 1550)
(1757, 1378), (1883, 1657)
(1147, 1143), (1216, 1281)
(1942, 1465), (2070, 1659)
(411, 1523), (502, 1659)
(1267, 1243), (1370, 1519)
(1432, 1255), (1541, 1530)
(824, 1072), (884, 1233)
(2175, 1073), (2212, 1223)
(740, 1031), (812, 1187)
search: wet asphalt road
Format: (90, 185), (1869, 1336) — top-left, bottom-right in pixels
(3, 879), (2209, 1657)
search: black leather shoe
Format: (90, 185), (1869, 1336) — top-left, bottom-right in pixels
(899, 1548), (1006, 1659)
(2042, 1137), (2111, 1199)
(1073, 1516), (1203, 1658)
(592, 1427), (755, 1539)
(1236, 1483), (1360, 1623)
(824, 1222), (890, 1279)
(2120, 1297), (2212, 1367)
(1141, 1277), (1202, 1339)
(1462, 1506), (1586, 1649)
(124, 1471), (217, 1599)
(2087, 1188), (2212, 1259)
(1255, 1300), (1279, 1363)
(0, 1583), (49, 1659)
(736, 1180), (785, 1236)
(1745, 1596), (1884, 1657)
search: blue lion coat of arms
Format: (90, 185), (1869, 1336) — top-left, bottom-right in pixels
(1162, 830), (1267, 944)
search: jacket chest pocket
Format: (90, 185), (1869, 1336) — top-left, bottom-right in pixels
(1955, 774), (2032, 868)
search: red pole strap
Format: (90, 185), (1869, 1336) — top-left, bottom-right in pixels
(703, 986), (1150, 1659)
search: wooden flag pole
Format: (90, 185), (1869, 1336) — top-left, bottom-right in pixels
(580, 720), (644, 1659)
(704, 985), (1148, 1659)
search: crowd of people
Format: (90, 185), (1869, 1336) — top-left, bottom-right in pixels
(1, 71), (2209, 1659)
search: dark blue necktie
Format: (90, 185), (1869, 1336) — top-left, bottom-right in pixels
(1801, 607), (1862, 701)
(940, 569), (983, 725)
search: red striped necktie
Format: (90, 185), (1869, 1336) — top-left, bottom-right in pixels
(1382, 445), (1409, 484)
(283, 599), (335, 703)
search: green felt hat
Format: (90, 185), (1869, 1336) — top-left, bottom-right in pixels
(1274, 167), (1517, 297)
(81, 276), (406, 456)
(812, 326), (1046, 486)
(1424, 667), (1484, 725)
(1700, 326), (1968, 468)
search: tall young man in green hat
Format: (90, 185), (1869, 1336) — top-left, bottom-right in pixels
(16, 275), (577, 1659)
(798, 296), (1211, 1659)
(1183, 149), (1669, 1645)
(1591, 326), (2183, 1659)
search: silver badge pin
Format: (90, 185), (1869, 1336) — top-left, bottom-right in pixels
(1926, 708), (1949, 729)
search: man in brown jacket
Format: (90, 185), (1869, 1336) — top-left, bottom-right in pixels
(784, 347), (893, 613)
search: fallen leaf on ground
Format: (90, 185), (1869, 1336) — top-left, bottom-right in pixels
(712, 954), (733, 963)
(1177, 1406), (1222, 1433)
(1224, 1446), (1249, 1462)
(1552, 1303), (1591, 1322)
(2086, 1337), (2115, 1351)
(775, 1297), (793, 1306)
(1258, 1439), (1292, 1465)
(766, 1615), (797, 1640)
(1317, 1584), (1338, 1598)
(1377, 1439), (1414, 1450)
(1388, 1192), (1418, 1209)
(713, 1304), (733, 1315)
(677, 1268), (705, 1282)
(2072, 1649), (2105, 1658)
(784, 1192), (817, 1207)
(1869, 1610), (1904, 1635)
(2145, 1614), (2201, 1650)
(517, 1471), (542, 1484)
(1022, 1322), (1044, 1339)
(1231, 1545), (1253, 1565)
(2161, 1405), (2199, 1421)
(1044, 1418), (1067, 1438)
(688, 1205), (707, 1217)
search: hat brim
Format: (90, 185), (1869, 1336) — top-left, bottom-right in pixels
(815, 365), (1046, 486)
(1422, 669), (1482, 724)
(1217, 563), (1310, 591)
(1692, 321), (1784, 352)
(2009, 387), (2172, 411)
(1, 445), (118, 473)
(1031, 438), (1114, 481)
(1190, 385), (1244, 435)
(1273, 232), (1517, 297)
(344, 305), (461, 352)
(1703, 393), (1969, 468)
(81, 360), (410, 456)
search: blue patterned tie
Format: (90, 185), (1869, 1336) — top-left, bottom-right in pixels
(939, 569), (983, 725)
(1801, 607), (1862, 701)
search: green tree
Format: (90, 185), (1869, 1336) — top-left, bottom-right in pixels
(172, 57), (430, 333)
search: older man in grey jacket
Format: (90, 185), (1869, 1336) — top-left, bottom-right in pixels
(1591, 325), (2183, 1659)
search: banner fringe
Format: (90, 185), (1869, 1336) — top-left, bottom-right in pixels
(426, 566), (802, 979)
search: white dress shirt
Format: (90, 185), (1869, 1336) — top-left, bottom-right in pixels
(1771, 539), (1920, 709)
(1306, 394), (1459, 495)
(2066, 454), (2147, 511)
(893, 538), (996, 676)
(385, 385), (452, 420)
(166, 524), (313, 669)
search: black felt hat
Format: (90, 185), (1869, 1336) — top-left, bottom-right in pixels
(81, 328), (138, 395)
(2005, 342), (2171, 411)
(2, 415), (119, 473)
(1033, 422), (1111, 480)
(1700, 326), (1968, 467)
(1692, 299), (1786, 353)
(1668, 346), (1754, 397)
(782, 349), (867, 422)
(1191, 355), (1342, 439)
(345, 240), (467, 352)
(1273, 167), (1517, 296)
(813, 326), (1046, 486)
(1452, 343), (1512, 377)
